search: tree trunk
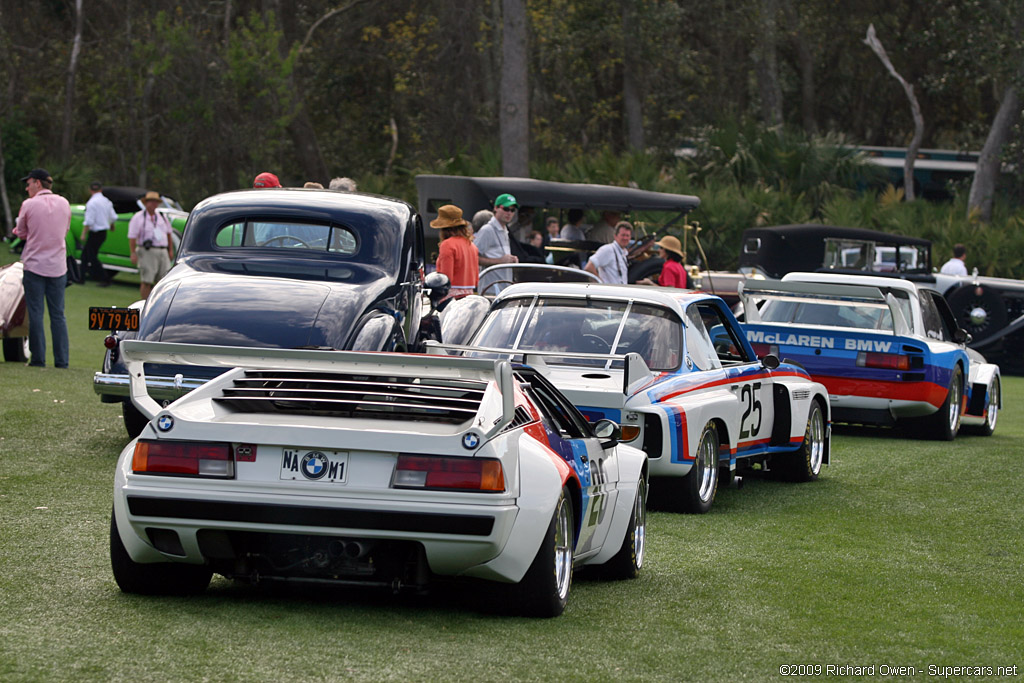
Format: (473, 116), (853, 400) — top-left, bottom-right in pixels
(781, 0), (816, 134)
(968, 84), (1020, 223)
(223, 0), (233, 45)
(500, 0), (529, 177)
(0, 129), (12, 237)
(138, 72), (155, 188)
(752, 0), (783, 127)
(864, 24), (923, 201)
(288, 109), (330, 184)
(61, 0), (84, 160)
(622, 0), (644, 151)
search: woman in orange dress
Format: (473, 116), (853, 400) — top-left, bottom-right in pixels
(431, 204), (479, 302)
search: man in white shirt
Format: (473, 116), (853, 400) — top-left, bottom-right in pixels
(476, 193), (519, 295)
(80, 181), (118, 286)
(585, 221), (632, 284)
(939, 243), (968, 276)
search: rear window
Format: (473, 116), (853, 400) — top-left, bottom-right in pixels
(215, 221), (358, 255)
(470, 297), (682, 371)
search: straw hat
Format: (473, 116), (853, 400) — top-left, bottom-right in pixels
(655, 235), (685, 258)
(141, 191), (162, 204)
(430, 204), (469, 229)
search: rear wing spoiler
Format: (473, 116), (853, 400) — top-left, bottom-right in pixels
(738, 279), (911, 336)
(423, 340), (654, 396)
(119, 340), (517, 439)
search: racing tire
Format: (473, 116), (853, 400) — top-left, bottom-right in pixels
(925, 365), (963, 441)
(595, 477), (647, 580)
(122, 401), (150, 439)
(110, 510), (212, 595)
(966, 377), (999, 437)
(3, 337), (29, 363)
(512, 486), (574, 617)
(679, 422), (719, 514)
(779, 399), (826, 482)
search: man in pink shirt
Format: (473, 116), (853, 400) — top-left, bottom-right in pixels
(13, 168), (72, 368)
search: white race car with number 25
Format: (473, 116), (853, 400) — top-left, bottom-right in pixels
(434, 283), (831, 513)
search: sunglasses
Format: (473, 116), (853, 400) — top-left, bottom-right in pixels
(501, 205), (518, 212)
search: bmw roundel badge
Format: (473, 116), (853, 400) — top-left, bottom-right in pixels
(300, 451), (330, 480)
(462, 432), (480, 450)
(156, 415), (174, 432)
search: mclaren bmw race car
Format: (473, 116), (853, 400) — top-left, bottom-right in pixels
(430, 283), (830, 514)
(110, 342), (648, 618)
(738, 272), (1001, 439)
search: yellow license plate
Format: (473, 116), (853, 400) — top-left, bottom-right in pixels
(88, 307), (139, 331)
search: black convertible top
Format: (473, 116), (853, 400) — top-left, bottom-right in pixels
(738, 223), (933, 278)
(101, 186), (182, 214)
(415, 175), (701, 218)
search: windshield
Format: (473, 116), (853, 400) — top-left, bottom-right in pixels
(470, 297), (682, 371)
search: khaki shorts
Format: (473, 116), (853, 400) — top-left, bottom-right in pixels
(137, 246), (172, 284)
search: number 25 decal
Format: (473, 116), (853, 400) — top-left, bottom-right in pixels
(740, 382), (762, 439)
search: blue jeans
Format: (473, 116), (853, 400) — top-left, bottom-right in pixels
(22, 269), (69, 368)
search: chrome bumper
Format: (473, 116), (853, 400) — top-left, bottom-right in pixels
(93, 372), (208, 402)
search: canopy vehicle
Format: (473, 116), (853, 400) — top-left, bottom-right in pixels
(738, 223), (1024, 373)
(110, 342), (649, 618)
(739, 273), (1001, 439)
(430, 282), (830, 513)
(94, 188), (454, 437)
(415, 175), (718, 285)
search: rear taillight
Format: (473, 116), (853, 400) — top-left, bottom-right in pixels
(856, 351), (910, 370)
(132, 440), (234, 477)
(393, 455), (505, 492)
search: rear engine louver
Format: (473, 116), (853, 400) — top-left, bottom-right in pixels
(212, 370), (487, 424)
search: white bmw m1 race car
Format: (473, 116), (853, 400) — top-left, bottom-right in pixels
(110, 341), (648, 617)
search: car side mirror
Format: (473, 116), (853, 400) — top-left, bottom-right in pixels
(953, 328), (971, 345)
(593, 418), (621, 448)
(761, 353), (781, 370)
(424, 272), (451, 308)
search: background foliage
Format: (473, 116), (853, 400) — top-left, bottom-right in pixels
(2, 0), (1023, 275)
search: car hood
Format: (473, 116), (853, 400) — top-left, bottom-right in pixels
(138, 270), (392, 350)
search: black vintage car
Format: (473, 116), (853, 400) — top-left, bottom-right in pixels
(415, 174), (701, 283)
(94, 188), (455, 436)
(738, 223), (1024, 373)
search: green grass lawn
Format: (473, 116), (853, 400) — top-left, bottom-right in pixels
(1, 242), (1022, 681)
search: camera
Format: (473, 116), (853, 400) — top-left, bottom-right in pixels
(142, 239), (153, 249)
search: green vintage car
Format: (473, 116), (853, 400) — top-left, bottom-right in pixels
(68, 186), (187, 279)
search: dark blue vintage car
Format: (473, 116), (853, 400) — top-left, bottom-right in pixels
(94, 188), (456, 436)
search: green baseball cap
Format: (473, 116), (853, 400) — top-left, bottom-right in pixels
(494, 193), (518, 209)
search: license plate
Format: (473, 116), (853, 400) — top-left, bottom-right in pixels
(88, 307), (139, 331)
(280, 449), (348, 483)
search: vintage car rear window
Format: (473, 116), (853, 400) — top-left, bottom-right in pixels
(472, 296), (682, 371)
(215, 221), (359, 255)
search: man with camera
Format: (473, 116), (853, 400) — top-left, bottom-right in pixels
(128, 190), (175, 299)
